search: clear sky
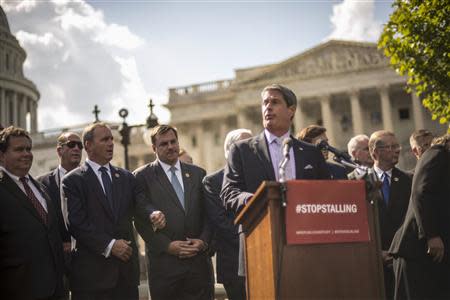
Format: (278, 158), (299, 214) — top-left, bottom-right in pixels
(1, 0), (394, 130)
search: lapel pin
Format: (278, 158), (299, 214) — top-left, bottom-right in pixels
(393, 177), (399, 182)
(185, 173), (190, 178)
(298, 146), (303, 151)
(115, 173), (120, 178)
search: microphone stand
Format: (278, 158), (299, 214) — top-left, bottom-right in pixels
(278, 156), (289, 207)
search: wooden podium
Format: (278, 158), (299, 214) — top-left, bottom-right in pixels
(235, 181), (385, 299)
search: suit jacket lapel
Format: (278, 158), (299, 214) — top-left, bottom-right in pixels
(82, 163), (115, 220)
(110, 165), (122, 221)
(0, 172), (48, 227)
(253, 132), (276, 181)
(154, 162), (185, 212)
(388, 167), (401, 209)
(180, 163), (192, 214)
(292, 137), (306, 179)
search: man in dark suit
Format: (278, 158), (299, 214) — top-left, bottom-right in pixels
(297, 125), (348, 179)
(203, 128), (252, 300)
(0, 126), (64, 299)
(389, 134), (450, 299)
(62, 123), (165, 300)
(134, 124), (211, 300)
(368, 130), (412, 300)
(38, 132), (82, 298)
(221, 84), (330, 276)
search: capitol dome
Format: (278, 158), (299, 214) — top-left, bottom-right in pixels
(0, 6), (39, 132)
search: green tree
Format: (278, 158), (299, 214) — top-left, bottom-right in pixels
(379, 0), (450, 128)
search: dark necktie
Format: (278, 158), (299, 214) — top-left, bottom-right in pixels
(20, 177), (48, 225)
(99, 166), (114, 212)
(381, 172), (390, 205)
(169, 166), (185, 209)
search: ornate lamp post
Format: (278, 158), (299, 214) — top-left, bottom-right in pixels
(118, 98), (159, 170)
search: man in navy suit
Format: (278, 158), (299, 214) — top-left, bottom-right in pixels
(38, 132), (82, 298)
(221, 84), (330, 275)
(203, 128), (252, 300)
(0, 126), (64, 299)
(368, 130), (412, 300)
(62, 123), (165, 300)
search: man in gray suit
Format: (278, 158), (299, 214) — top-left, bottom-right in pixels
(134, 125), (211, 300)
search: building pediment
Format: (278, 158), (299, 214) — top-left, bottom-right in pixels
(238, 40), (389, 84)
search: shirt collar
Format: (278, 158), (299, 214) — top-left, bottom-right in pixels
(158, 159), (181, 173)
(264, 129), (291, 144)
(373, 165), (392, 179)
(58, 165), (67, 176)
(0, 166), (29, 182)
(86, 159), (110, 173)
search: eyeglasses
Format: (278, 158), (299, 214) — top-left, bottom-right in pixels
(60, 141), (83, 150)
(377, 144), (401, 151)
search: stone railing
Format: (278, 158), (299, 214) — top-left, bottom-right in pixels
(169, 79), (233, 98)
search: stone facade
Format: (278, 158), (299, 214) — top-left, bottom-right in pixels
(166, 40), (447, 172)
(0, 7), (39, 132)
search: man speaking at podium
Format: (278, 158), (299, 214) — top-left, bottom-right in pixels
(221, 84), (330, 276)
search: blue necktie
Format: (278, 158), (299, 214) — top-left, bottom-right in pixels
(381, 172), (390, 206)
(99, 166), (114, 212)
(170, 166), (185, 209)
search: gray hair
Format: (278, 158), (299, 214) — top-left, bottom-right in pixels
(347, 134), (369, 159)
(224, 128), (252, 159)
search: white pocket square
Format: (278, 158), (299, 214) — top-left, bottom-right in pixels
(304, 164), (314, 170)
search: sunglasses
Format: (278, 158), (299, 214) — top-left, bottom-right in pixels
(61, 141), (83, 149)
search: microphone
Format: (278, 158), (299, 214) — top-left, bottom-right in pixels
(317, 140), (352, 162)
(282, 137), (293, 158)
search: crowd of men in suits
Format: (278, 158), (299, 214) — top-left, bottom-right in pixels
(0, 84), (449, 300)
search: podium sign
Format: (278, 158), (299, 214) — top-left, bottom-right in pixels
(285, 180), (370, 245)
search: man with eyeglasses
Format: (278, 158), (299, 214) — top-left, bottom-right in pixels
(38, 132), (83, 299)
(368, 130), (412, 300)
(347, 134), (374, 179)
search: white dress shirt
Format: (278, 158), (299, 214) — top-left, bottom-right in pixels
(374, 166), (392, 184)
(264, 129), (296, 181)
(158, 159), (185, 191)
(0, 166), (48, 212)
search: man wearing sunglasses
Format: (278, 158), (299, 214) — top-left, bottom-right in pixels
(38, 132), (83, 299)
(368, 130), (412, 300)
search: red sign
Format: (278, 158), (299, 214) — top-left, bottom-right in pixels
(285, 180), (370, 245)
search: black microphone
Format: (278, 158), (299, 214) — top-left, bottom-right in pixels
(282, 137), (293, 158)
(317, 140), (352, 161)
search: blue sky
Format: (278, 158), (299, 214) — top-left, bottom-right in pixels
(2, 0), (394, 130)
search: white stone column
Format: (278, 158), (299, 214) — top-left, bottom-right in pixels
(12, 92), (18, 127)
(30, 99), (38, 133)
(20, 95), (27, 129)
(294, 98), (308, 133)
(237, 107), (253, 130)
(379, 85), (394, 132)
(320, 95), (336, 146)
(0, 88), (6, 126)
(195, 122), (204, 167)
(411, 92), (426, 130)
(349, 90), (364, 135)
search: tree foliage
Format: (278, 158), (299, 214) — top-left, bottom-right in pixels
(379, 0), (450, 127)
